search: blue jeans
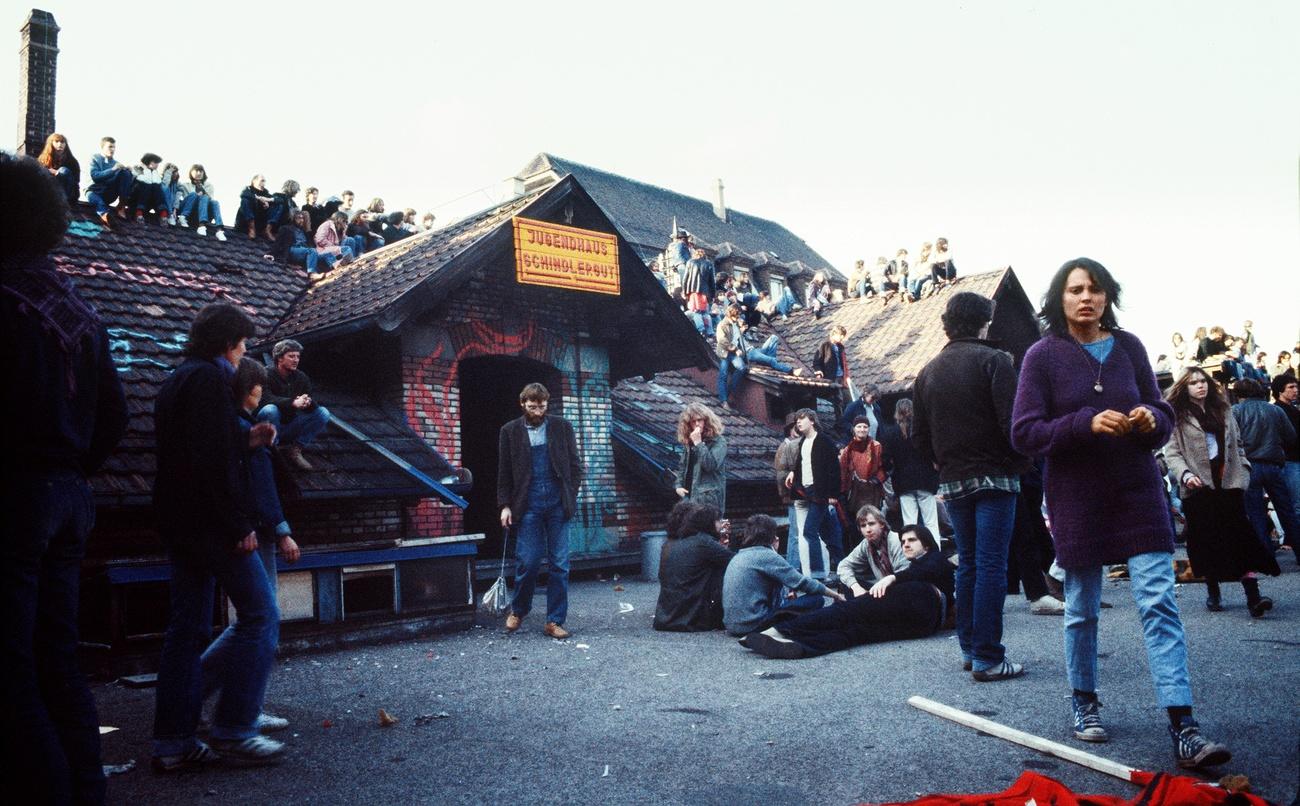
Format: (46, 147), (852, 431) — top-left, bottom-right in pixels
(1285, 462), (1300, 546)
(1244, 462), (1300, 551)
(794, 496), (841, 578)
(288, 246), (322, 273)
(343, 235), (367, 259)
(153, 546), (279, 755)
(746, 335), (793, 373)
(179, 194), (224, 226)
(692, 311), (713, 336)
(3, 473), (105, 804)
(946, 490), (1016, 671)
(855, 279), (871, 298)
(717, 352), (747, 404)
(257, 403), (331, 448)
(161, 185), (178, 216)
(784, 503), (800, 569)
(510, 502), (570, 624)
(908, 276), (926, 299)
(201, 535), (281, 699)
(1064, 551), (1192, 707)
(774, 289), (796, 317)
(87, 170), (134, 215)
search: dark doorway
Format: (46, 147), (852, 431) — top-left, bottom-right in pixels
(458, 356), (563, 560)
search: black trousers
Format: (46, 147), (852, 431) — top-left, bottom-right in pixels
(775, 581), (944, 657)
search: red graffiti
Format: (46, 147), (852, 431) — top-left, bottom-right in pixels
(53, 255), (259, 316)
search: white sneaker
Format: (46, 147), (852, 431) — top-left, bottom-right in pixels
(255, 712), (289, 733)
(167, 214), (177, 226)
(196, 225), (208, 237)
(210, 735), (284, 765)
(214, 229), (227, 242)
(1030, 595), (1065, 615)
(178, 215), (189, 228)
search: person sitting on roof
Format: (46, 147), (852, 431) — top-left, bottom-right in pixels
(401, 208), (420, 234)
(176, 164), (227, 240)
(849, 260), (874, 299)
(745, 331), (801, 376)
(316, 189), (354, 227)
(772, 284), (798, 319)
(300, 186), (325, 231)
(887, 248), (908, 295)
(266, 180), (301, 235)
(269, 211), (335, 274)
(236, 174), (275, 240)
(127, 152), (169, 223)
(256, 340), (331, 472)
(348, 201), (386, 253)
(315, 212), (360, 266)
(928, 237), (957, 292)
(36, 132), (81, 206)
(420, 212), (437, 232)
(381, 211), (412, 245)
(682, 247), (716, 337)
(805, 271), (831, 318)
(86, 136), (135, 227)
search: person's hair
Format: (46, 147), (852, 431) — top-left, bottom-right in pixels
(896, 248), (907, 257)
(519, 382), (550, 403)
(725, 303), (741, 317)
(140, 152), (162, 167)
(188, 163), (207, 183)
(1279, 351), (1292, 361)
(682, 504), (722, 541)
(941, 291), (995, 339)
(935, 237), (948, 249)
(387, 210), (406, 225)
(305, 186), (318, 195)
(1233, 378), (1267, 400)
(421, 212), (435, 222)
(828, 324), (847, 337)
(273, 339), (303, 361)
(367, 197), (385, 213)
(893, 397), (914, 439)
(100, 136), (115, 146)
(341, 189), (355, 198)
(330, 211), (348, 224)
(792, 407), (818, 430)
(36, 132), (76, 170)
(1166, 367), (1227, 428)
(292, 210), (309, 229)
(249, 173), (264, 186)
(1271, 372), (1298, 401)
(666, 500), (701, 540)
(1171, 331), (1183, 345)
(1036, 258), (1122, 337)
(1208, 325), (1225, 339)
(855, 504), (887, 528)
(899, 524), (939, 553)
(281, 179), (300, 196)
(184, 303), (257, 359)
(740, 513), (777, 549)
(234, 357), (268, 403)
(676, 402), (724, 445)
(0, 153), (70, 259)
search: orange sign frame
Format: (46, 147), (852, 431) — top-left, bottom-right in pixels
(513, 217), (620, 296)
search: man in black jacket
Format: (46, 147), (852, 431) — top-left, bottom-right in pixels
(912, 291), (1028, 682)
(498, 383), (583, 639)
(258, 339), (331, 471)
(3, 152), (128, 805)
(152, 303), (285, 770)
(784, 408), (843, 581)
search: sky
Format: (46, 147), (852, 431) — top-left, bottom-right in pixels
(5, 1), (1297, 361)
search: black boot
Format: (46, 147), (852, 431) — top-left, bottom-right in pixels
(1205, 580), (1223, 612)
(1242, 577), (1272, 618)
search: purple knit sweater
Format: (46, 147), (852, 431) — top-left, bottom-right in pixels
(1011, 330), (1175, 569)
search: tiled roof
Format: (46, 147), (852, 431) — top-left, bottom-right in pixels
(611, 371), (783, 488)
(51, 205), (461, 505)
(518, 153), (842, 279)
(268, 192), (540, 341)
(767, 270), (1014, 396)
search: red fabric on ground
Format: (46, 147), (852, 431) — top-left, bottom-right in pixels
(866, 770), (1272, 806)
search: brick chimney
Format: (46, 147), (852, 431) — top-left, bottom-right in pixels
(712, 178), (727, 222)
(16, 9), (59, 157)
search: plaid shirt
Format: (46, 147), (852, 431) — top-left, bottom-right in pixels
(938, 474), (1020, 501)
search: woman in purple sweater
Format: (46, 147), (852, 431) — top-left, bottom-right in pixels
(1011, 258), (1230, 771)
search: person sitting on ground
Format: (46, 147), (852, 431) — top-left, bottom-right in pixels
(177, 164), (227, 240)
(315, 212), (360, 265)
(257, 339), (331, 471)
(127, 153), (169, 222)
(266, 180), (300, 235)
(36, 132), (81, 206)
(86, 136), (135, 227)
(269, 210), (333, 274)
(805, 271), (831, 318)
(236, 174), (275, 240)
(835, 506), (908, 596)
(722, 514), (843, 637)
(653, 503), (734, 632)
(381, 210), (412, 245)
(742, 524), (952, 659)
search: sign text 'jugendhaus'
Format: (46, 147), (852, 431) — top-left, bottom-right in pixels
(513, 217), (620, 296)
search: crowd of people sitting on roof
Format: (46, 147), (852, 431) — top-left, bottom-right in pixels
(846, 238), (958, 302)
(1156, 320), (1297, 385)
(36, 132), (438, 263)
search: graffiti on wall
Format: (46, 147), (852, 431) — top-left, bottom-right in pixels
(106, 327), (188, 371)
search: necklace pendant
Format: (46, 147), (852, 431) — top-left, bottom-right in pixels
(1094, 382), (1104, 394)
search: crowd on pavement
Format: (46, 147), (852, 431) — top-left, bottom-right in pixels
(7, 144), (1298, 802)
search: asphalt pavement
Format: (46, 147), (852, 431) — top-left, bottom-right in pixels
(96, 559), (1300, 805)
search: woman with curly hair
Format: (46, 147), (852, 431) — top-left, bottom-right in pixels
(35, 133), (80, 205)
(1164, 367), (1279, 615)
(673, 402), (728, 515)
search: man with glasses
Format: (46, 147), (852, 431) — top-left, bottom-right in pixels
(498, 383), (583, 639)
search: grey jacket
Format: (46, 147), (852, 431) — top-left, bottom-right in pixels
(721, 545), (829, 636)
(1163, 412), (1251, 497)
(1232, 398), (1298, 465)
(674, 435), (728, 515)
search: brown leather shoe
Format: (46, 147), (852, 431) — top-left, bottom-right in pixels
(282, 444), (314, 471)
(504, 613), (521, 633)
(543, 622), (570, 640)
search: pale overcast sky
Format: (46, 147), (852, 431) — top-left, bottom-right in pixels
(5, 1), (1297, 359)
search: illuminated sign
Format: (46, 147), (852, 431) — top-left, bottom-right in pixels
(513, 217), (620, 296)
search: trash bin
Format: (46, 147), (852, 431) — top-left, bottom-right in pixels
(640, 530), (668, 582)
